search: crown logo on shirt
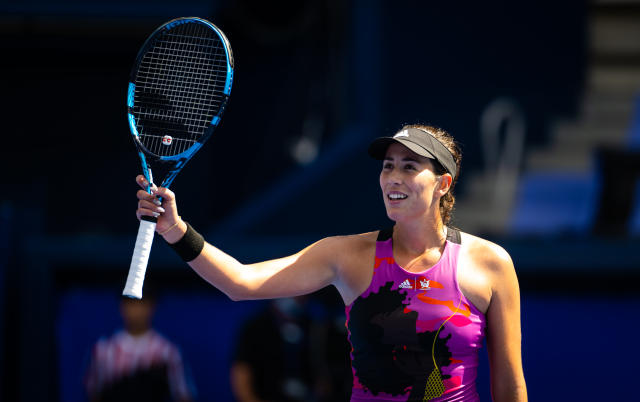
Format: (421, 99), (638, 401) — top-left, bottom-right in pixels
(419, 279), (431, 290)
(399, 279), (414, 289)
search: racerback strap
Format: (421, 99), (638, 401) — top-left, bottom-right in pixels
(377, 226), (461, 244)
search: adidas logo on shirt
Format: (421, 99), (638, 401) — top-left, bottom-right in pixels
(398, 279), (414, 289)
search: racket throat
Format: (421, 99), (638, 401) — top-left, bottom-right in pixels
(146, 168), (155, 192)
(142, 157), (186, 191)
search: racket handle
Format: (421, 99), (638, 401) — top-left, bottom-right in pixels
(123, 217), (157, 299)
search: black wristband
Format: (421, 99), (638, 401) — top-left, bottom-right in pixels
(166, 222), (204, 262)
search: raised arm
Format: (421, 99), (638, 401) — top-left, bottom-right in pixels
(484, 247), (528, 402)
(135, 176), (346, 301)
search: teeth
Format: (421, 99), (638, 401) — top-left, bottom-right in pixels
(389, 193), (407, 200)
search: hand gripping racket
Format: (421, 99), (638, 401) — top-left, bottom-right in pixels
(122, 17), (234, 299)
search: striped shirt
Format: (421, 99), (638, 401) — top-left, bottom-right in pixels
(85, 329), (192, 401)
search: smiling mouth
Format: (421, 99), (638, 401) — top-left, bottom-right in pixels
(388, 193), (407, 200)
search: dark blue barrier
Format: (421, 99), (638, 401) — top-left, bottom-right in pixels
(57, 287), (640, 401)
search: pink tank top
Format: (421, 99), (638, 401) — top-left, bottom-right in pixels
(345, 227), (486, 401)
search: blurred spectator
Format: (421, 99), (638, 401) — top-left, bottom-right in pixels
(230, 296), (350, 402)
(84, 293), (194, 402)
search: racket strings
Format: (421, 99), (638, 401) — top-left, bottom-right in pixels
(138, 28), (221, 152)
(133, 21), (227, 157)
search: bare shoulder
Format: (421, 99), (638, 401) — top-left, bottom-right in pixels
(302, 230), (378, 272)
(459, 231), (515, 276)
(328, 230), (379, 251)
(456, 231), (519, 313)
(312, 232), (378, 253)
(317, 231), (378, 266)
(321, 231), (379, 305)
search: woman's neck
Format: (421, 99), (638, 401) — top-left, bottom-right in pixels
(393, 216), (446, 257)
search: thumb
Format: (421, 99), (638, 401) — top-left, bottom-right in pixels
(154, 186), (175, 202)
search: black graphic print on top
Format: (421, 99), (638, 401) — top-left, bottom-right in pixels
(349, 281), (452, 399)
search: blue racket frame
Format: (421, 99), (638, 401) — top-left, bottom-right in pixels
(127, 17), (234, 193)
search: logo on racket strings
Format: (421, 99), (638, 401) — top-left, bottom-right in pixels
(162, 135), (173, 146)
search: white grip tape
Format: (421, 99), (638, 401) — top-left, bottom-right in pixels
(122, 219), (156, 299)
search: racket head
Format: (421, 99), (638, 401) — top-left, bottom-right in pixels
(127, 17), (234, 187)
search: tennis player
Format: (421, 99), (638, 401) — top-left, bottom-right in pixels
(136, 124), (527, 401)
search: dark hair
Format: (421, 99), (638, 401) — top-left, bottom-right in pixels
(403, 124), (462, 226)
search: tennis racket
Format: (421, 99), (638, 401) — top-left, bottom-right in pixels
(122, 17), (234, 299)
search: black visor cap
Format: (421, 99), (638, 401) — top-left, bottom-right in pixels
(368, 128), (457, 179)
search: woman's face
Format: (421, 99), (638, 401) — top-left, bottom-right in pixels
(379, 143), (445, 223)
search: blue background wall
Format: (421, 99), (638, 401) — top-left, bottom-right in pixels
(55, 287), (640, 402)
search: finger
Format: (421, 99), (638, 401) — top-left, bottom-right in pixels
(136, 175), (158, 192)
(136, 206), (161, 219)
(137, 189), (157, 201)
(136, 190), (164, 213)
(154, 187), (175, 202)
(138, 199), (166, 214)
(136, 175), (148, 189)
